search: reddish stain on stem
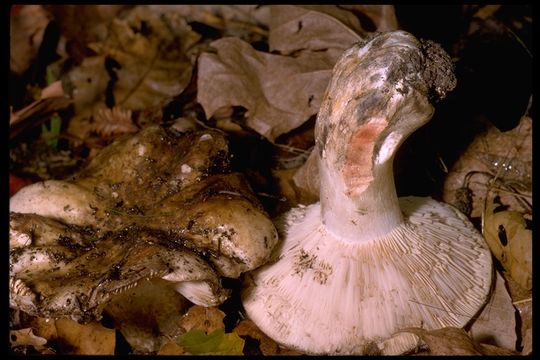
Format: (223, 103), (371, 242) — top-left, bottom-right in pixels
(342, 121), (387, 196)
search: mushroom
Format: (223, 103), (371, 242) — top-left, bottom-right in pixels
(10, 125), (278, 351)
(241, 31), (493, 355)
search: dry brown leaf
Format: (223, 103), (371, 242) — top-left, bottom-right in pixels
(178, 305), (226, 334)
(65, 6), (201, 144)
(400, 327), (517, 355)
(233, 319), (279, 355)
(148, 5), (271, 43)
(469, 271), (517, 351)
(197, 37), (338, 141)
(55, 318), (115, 355)
(88, 6), (199, 110)
(197, 6), (365, 141)
(443, 116), (532, 218)
(10, 5), (51, 75)
(268, 5), (365, 55)
(104, 278), (190, 353)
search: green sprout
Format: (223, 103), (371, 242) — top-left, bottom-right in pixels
(41, 113), (61, 148)
(41, 66), (62, 148)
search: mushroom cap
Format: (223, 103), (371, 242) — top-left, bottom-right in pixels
(242, 196), (492, 354)
(9, 125), (278, 330)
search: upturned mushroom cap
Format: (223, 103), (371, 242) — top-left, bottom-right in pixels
(10, 125), (278, 328)
(241, 31), (492, 355)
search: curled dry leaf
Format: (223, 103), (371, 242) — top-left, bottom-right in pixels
(10, 5), (51, 75)
(469, 271), (517, 351)
(268, 5), (365, 56)
(399, 327), (517, 355)
(198, 38), (339, 141)
(197, 5), (363, 141)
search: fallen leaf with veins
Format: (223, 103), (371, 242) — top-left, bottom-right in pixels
(197, 37), (340, 141)
(64, 5), (201, 144)
(197, 5), (364, 141)
(268, 5), (365, 56)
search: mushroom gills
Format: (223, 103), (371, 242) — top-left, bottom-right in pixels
(243, 197), (492, 354)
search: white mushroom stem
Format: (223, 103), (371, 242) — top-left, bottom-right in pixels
(241, 31), (492, 355)
(317, 31), (435, 241)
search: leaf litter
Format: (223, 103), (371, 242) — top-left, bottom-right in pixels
(9, 4), (531, 356)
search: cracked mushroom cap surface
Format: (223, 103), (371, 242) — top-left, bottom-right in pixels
(241, 31), (492, 355)
(9, 125), (278, 341)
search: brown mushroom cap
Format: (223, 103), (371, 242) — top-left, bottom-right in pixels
(9, 125), (278, 349)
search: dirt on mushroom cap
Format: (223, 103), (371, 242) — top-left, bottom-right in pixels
(9, 125), (278, 352)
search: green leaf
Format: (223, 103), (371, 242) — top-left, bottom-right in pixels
(176, 328), (245, 355)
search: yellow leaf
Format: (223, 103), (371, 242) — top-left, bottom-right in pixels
(484, 198), (532, 289)
(55, 319), (115, 355)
